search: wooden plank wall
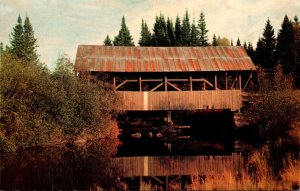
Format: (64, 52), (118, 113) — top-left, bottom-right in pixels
(113, 153), (243, 177)
(117, 90), (242, 111)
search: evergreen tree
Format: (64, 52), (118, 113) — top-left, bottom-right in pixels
(198, 11), (209, 46)
(255, 37), (265, 65)
(23, 16), (38, 64)
(243, 41), (247, 50)
(139, 19), (152, 46)
(181, 10), (191, 46)
(230, 39), (233, 46)
(0, 42), (3, 59)
(152, 14), (169, 46)
(293, 16), (300, 87)
(175, 16), (182, 46)
(261, 18), (276, 69)
(166, 18), (176, 46)
(9, 15), (24, 59)
(190, 19), (199, 46)
(294, 15), (299, 24)
(236, 37), (241, 46)
(275, 15), (296, 74)
(113, 16), (134, 46)
(104, 35), (112, 46)
(212, 34), (218, 46)
(247, 42), (255, 60)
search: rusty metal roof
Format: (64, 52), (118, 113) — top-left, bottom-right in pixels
(75, 45), (256, 72)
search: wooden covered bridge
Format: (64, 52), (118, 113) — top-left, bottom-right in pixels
(75, 46), (255, 111)
(75, 45), (256, 189)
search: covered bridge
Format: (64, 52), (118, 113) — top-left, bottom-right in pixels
(75, 45), (256, 111)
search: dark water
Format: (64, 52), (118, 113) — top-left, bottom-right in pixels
(117, 110), (236, 156)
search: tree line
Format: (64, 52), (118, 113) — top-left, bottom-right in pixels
(0, 15), (120, 189)
(104, 12), (300, 88)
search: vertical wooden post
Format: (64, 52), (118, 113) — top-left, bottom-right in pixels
(164, 76), (167, 91)
(225, 73), (228, 90)
(167, 111), (172, 123)
(214, 75), (217, 90)
(166, 176), (169, 191)
(139, 176), (143, 190)
(203, 79), (206, 90)
(239, 74), (242, 91)
(113, 77), (116, 90)
(139, 77), (142, 92)
(189, 76), (193, 91)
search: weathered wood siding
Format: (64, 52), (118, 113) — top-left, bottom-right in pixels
(117, 90), (242, 111)
(113, 154), (243, 177)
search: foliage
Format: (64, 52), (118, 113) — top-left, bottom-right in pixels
(256, 18), (276, 69)
(198, 11), (209, 46)
(23, 16), (39, 64)
(236, 37), (241, 46)
(190, 20), (199, 46)
(247, 42), (255, 60)
(181, 10), (191, 46)
(292, 20), (300, 88)
(113, 16), (134, 46)
(9, 15), (39, 64)
(0, 53), (120, 189)
(138, 19), (152, 46)
(152, 14), (170, 46)
(212, 34), (217, 46)
(175, 16), (182, 46)
(245, 67), (300, 175)
(103, 35), (112, 46)
(9, 15), (24, 60)
(166, 18), (176, 46)
(276, 15), (296, 75)
(216, 36), (230, 46)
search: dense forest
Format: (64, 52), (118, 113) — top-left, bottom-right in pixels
(105, 11), (300, 88)
(0, 11), (300, 190)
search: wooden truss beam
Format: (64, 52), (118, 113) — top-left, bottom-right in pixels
(167, 82), (182, 91)
(243, 73), (252, 91)
(149, 82), (163, 92)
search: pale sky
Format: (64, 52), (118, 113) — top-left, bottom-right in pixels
(0, 0), (299, 70)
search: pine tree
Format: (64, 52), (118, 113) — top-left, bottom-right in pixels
(139, 19), (152, 46)
(113, 16), (134, 46)
(260, 18), (276, 69)
(23, 16), (38, 64)
(152, 14), (169, 46)
(243, 41), (247, 50)
(198, 11), (209, 46)
(104, 35), (112, 46)
(212, 34), (217, 46)
(9, 15), (24, 59)
(230, 39), (233, 46)
(236, 37), (241, 46)
(190, 19), (199, 46)
(247, 42), (255, 60)
(175, 16), (182, 46)
(294, 15), (299, 24)
(167, 18), (176, 46)
(0, 42), (3, 61)
(255, 37), (264, 65)
(275, 15), (296, 74)
(293, 16), (300, 87)
(181, 10), (191, 46)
